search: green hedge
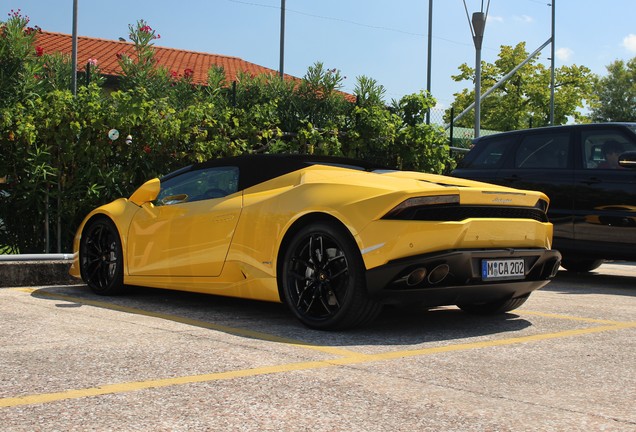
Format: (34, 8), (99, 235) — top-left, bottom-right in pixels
(0, 16), (452, 253)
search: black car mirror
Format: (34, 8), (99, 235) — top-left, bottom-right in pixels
(618, 151), (636, 169)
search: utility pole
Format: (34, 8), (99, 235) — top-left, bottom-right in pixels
(426, 0), (433, 124)
(549, 0), (555, 125)
(279, 0), (286, 78)
(71, 0), (78, 95)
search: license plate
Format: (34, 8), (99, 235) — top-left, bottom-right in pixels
(482, 259), (525, 281)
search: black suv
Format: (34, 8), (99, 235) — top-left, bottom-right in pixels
(452, 123), (636, 272)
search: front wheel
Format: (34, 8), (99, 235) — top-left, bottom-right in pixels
(79, 217), (124, 295)
(458, 294), (530, 315)
(281, 221), (381, 330)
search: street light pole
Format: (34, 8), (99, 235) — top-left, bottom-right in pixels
(471, 11), (485, 138)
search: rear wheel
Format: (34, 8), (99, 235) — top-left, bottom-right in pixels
(458, 294), (530, 315)
(281, 221), (381, 330)
(560, 257), (603, 273)
(80, 218), (124, 295)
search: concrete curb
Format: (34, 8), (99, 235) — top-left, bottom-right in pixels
(0, 261), (78, 287)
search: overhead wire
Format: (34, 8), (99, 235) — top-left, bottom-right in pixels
(223, 0), (474, 44)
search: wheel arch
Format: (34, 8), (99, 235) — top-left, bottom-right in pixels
(77, 212), (127, 279)
(275, 212), (359, 302)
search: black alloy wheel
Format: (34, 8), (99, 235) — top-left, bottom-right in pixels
(80, 218), (124, 295)
(282, 221), (381, 330)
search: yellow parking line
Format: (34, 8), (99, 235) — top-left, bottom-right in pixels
(518, 309), (635, 326)
(351, 322), (636, 363)
(1, 320), (634, 408)
(4, 287), (635, 409)
(16, 288), (361, 359)
(0, 360), (335, 408)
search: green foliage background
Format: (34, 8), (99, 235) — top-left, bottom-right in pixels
(0, 16), (451, 253)
(446, 42), (596, 130)
(589, 58), (636, 122)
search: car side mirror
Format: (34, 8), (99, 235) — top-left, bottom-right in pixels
(618, 151), (636, 169)
(129, 178), (160, 206)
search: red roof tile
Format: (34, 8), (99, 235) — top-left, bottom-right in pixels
(35, 31), (294, 85)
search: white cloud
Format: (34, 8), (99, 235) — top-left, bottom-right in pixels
(487, 15), (504, 23)
(556, 47), (574, 62)
(514, 15), (534, 23)
(623, 34), (636, 53)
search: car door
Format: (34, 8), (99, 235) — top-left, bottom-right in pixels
(573, 126), (636, 249)
(127, 166), (242, 277)
(495, 130), (575, 242)
(453, 134), (518, 184)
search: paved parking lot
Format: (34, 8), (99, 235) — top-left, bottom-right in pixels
(1, 263), (635, 431)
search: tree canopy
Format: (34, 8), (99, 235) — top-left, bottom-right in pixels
(446, 42), (596, 131)
(589, 57), (636, 122)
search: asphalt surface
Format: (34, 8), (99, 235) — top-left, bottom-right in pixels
(1, 263), (634, 431)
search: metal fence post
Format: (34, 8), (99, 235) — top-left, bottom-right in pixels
(449, 107), (454, 147)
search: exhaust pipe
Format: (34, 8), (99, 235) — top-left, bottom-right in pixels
(406, 267), (427, 286)
(427, 264), (450, 285)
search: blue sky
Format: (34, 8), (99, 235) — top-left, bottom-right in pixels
(5, 1), (636, 108)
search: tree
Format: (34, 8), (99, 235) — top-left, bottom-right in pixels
(0, 13), (454, 253)
(447, 42), (595, 131)
(590, 58), (636, 122)
(0, 9), (44, 108)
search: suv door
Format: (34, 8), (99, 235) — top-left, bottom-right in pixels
(573, 126), (636, 258)
(495, 130), (575, 243)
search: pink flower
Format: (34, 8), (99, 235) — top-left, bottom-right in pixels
(170, 70), (179, 78)
(9, 9), (28, 22)
(183, 68), (194, 79)
(35, 46), (44, 57)
(143, 145), (151, 154)
(88, 58), (98, 66)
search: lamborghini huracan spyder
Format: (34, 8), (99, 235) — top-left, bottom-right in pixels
(70, 154), (561, 329)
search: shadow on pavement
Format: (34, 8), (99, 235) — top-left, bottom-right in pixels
(544, 269), (636, 297)
(30, 284), (533, 348)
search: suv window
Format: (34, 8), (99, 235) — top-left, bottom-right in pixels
(466, 136), (516, 169)
(582, 129), (636, 169)
(515, 132), (570, 169)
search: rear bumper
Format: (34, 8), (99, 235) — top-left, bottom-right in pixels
(365, 248), (562, 307)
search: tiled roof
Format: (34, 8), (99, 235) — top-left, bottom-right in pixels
(35, 31), (294, 85)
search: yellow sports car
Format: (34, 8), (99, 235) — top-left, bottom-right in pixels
(70, 154), (561, 329)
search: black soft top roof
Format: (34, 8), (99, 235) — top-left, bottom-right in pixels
(161, 154), (390, 191)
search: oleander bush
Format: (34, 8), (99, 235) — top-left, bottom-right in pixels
(0, 13), (451, 253)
